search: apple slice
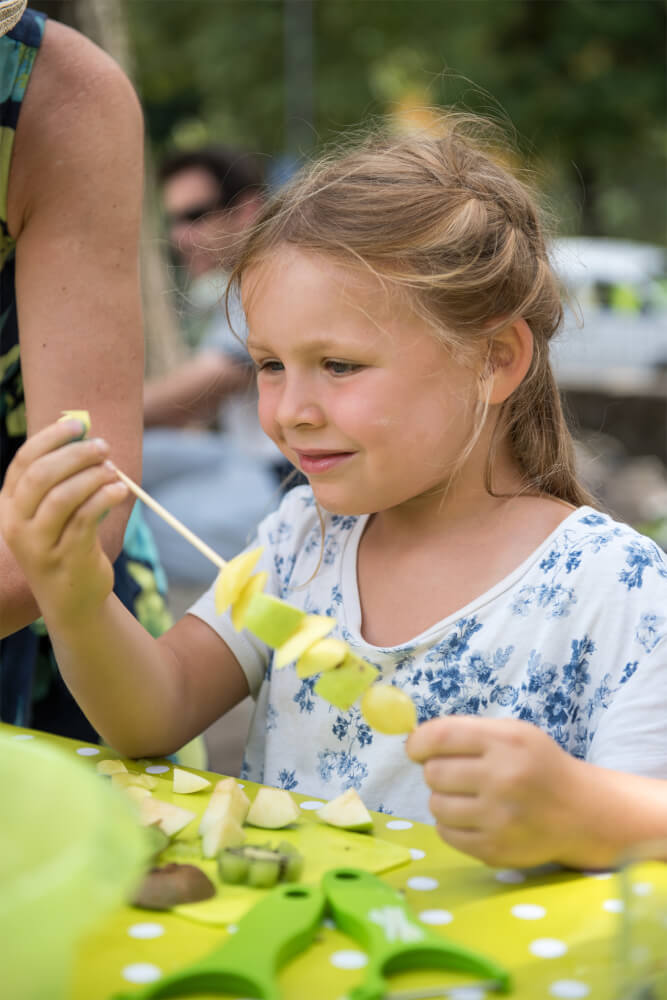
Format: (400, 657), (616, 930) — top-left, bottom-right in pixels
(273, 614), (336, 669)
(111, 771), (159, 790)
(96, 759), (128, 775)
(314, 653), (379, 710)
(231, 570), (268, 630)
(172, 767), (212, 794)
(139, 796), (197, 837)
(214, 546), (264, 615)
(360, 683), (417, 734)
(317, 789), (373, 832)
(211, 777), (251, 821)
(296, 637), (348, 678)
(240, 593), (305, 647)
(245, 788), (300, 829)
(201, 813), (245, 858)
(199, 786), (250, 836)
(124, 785), (152, 806)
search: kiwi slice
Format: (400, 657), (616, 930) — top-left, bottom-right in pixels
(132, 863), (216, 909)
(217, 843), (304, 887)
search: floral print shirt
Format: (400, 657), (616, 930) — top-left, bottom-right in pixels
(190, 487), (667, 822)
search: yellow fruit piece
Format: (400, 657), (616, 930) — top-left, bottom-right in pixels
(231, 570), (268, 631)
(314, 654), (379, 711)
(296, 637), (348, 678)
(360, 683), (417, 734)
(214, 547), (264, 615)
(274, 614), (336, 670)
(111, 771), (158, 790)
(58, 409), (91, 438)
(240, 593), (305, 647)
(96, 759), (128, 776)
(172, 767), (212, 794)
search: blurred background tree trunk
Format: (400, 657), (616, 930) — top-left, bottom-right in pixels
(34, 0), (187, 376)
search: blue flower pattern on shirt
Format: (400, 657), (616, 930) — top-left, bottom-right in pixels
(204, 491), (667, 820)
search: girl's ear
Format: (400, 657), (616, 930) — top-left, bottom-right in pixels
(483, 318), (534, 405)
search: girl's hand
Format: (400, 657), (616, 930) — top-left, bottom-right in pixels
(0, 419), (129, 626)
(406, 716), (582, 868)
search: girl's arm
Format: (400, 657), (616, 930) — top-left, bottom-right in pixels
(407, 716), (667, 869)
(0, 421), (249, 757)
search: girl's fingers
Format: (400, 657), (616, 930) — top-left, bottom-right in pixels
(406, 716), (488, 763)
(26, 463), (123, 550)
(429, 790), (481, 831)
(54, 479), (128, 553)
(422, 755), (484, 796)
(3, 419), (89, 491)
(10, 436), (110, 521)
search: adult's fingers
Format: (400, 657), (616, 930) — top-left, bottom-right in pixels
(406, 715), (489, 763)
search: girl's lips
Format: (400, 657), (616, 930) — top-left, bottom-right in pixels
(294, 450), (353, 475)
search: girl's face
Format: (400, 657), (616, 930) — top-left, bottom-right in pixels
(243, 247), (485, 517)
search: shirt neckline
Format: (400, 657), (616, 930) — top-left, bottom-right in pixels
(339, 504), (598, 650)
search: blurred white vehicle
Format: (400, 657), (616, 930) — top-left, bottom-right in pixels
(549, 237), (667, 388)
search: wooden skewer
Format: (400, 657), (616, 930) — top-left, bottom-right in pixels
(109, 463), (226, 571)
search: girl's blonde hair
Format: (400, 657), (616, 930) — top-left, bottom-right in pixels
(229, 115), (593, 508)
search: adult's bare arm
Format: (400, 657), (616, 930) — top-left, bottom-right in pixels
(1, 20), (144, 637)
(143, 351), (251, 428)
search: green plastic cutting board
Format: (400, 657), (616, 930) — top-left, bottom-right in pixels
(171, 823), (411, 925)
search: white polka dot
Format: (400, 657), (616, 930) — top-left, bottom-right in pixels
(329, 950), (368, 970)
(406, 876), (439, 891)
(632, 881), (653, 896)
(322, 917), (336, 929)
(409, 848), (425, 861)
(227, 924), (238, 934)
(145, 764), (169, 774)
(237, 783), (245, 788)
(299, 800), (325, 810)
(583, 870), (613, 879)
(548, 980), (591, 998)
(602, 898), (624, 913)
(494, 869), (526, 884)
(127, 922), (165, 940)
(76, 746), (101, 756)
(418, 909), (453, 925)
(530, 938), (568, 959)
(511, 903), (547, 920)
(385, 819), (413, 830)
(11, 733), (34, 740)
(122, 963), (162, 984)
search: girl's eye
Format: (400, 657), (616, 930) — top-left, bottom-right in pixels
(255, 359), (284, 373)
(324, 360), (361, 376)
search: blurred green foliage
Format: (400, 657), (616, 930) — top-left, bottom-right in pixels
(125, 0), (665, 242)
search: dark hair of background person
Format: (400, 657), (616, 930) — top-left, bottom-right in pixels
(158, 146), (265, 210)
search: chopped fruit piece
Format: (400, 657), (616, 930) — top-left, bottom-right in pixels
(296, 637), (348, 677)
(58, 409), (91, 438)
(231, 571), (268, 630)
(217, 843), (304, 887)
(360, 683), (417, 734)
(214, 547), (264, 615)
(317, 789), (373, 832)
(199, 779), (250, 833)
(273, 614), (336, 669)
(96, 759), (128, 775)
(172, 768), (212, 794)
(201, 814), (245, 859)
(124, 785), (152, 806)
(245, 787), (300, 829)
(139, 796), (197, 838)
(314, 654), (379, 710)
(132, 863), (215, 909)
(111, 771), (158, 790)
(240, 593), (305, 647)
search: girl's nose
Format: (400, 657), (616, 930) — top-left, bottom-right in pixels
(275, 376), (325, 429)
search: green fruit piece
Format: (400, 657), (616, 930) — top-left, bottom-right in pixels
(317, 788), (373, 832)
(144, 825), (171, 862)
(246, 787), (300, 829)
(283, 851), (305, 882)
(214, 547), (264, 615)
(240, 593), (305, 647)
(314, 653), (379, 710)
(360, 683), (417, 734)
(273, 614), (336, 669)
(231, 570), (268, 630)
(58, 409), (91, 439)
(296, 637), (348, 678)
(217, 849), (250, 885)
(247, 857), (281, 889)
(166, 841), (201, 862)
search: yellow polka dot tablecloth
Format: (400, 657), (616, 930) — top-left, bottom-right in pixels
(3, 723), (667, 1000)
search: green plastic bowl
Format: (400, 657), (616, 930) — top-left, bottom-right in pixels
(0, 733), (150, 1000)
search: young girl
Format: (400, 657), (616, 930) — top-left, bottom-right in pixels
(3, 119), (667, 869)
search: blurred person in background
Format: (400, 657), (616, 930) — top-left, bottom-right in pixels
(0, 2), (173, 742)
(141, 146), (286, 586)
